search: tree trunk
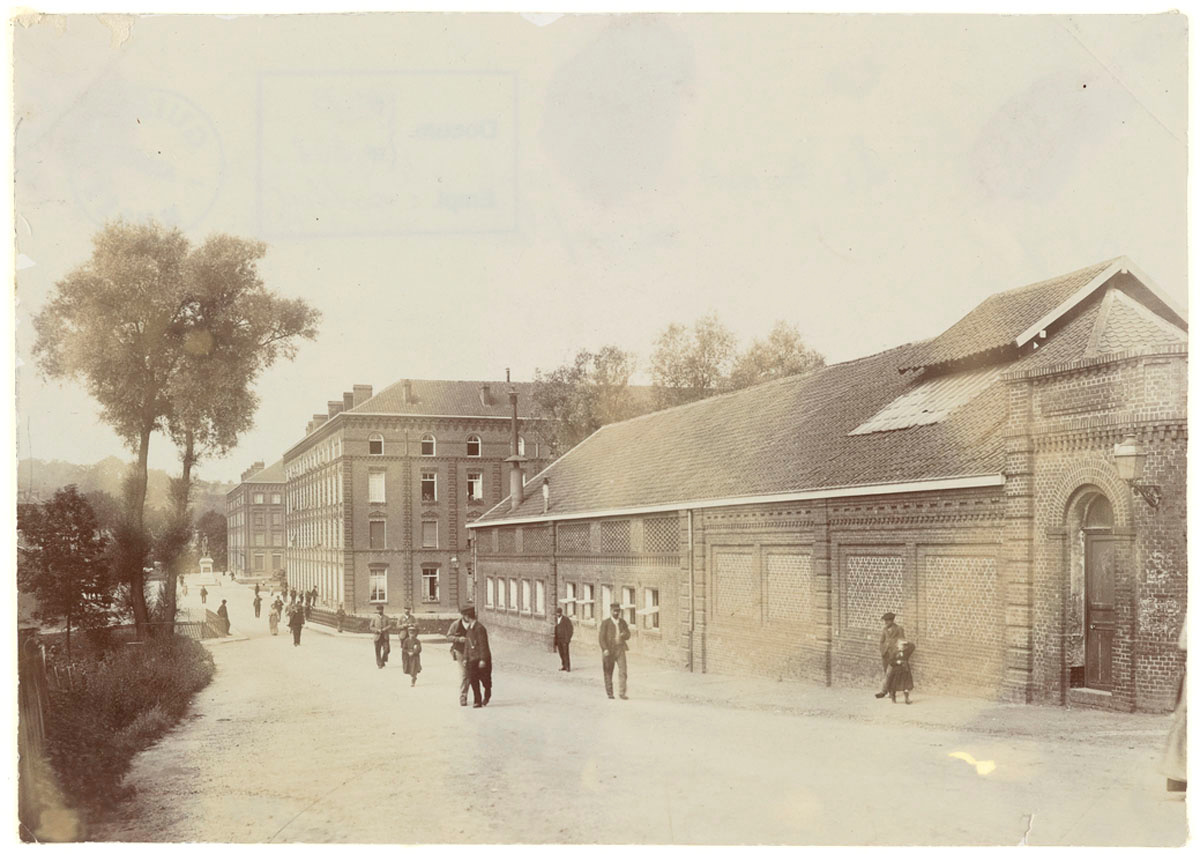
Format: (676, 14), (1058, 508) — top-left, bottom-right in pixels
(125, 426), (153, 637)
(160, 431), (197, 635)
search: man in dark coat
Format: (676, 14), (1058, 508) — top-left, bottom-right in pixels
(371, 604), (390, 669)
(288, 603), (305, 646)
(875, 612), (905, 699)
(217, 599), (230, 636)
(461, 606), (491, 708)
(599, 603), (631, 699)
(554, 607), (574, 671)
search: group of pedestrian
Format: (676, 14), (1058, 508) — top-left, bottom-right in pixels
(447, 606), (491, 707)
(371, 605), (423, 685)
(548, 603), (630, 699)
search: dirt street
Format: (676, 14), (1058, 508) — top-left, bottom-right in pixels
(91, 579), (1187, 844)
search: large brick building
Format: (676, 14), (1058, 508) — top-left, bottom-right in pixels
(226, 460), (287, 578)
(469, 258), (1187, 711)
(282, 378), (546, 615)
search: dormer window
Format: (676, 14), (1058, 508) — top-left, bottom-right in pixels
(420, 433), (436, 456)
(466, 435), (481, 457)
(368, 433), (384, 455)
(517, 436), (526, 456)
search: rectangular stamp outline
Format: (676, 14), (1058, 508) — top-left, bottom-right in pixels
(255, 68), (518, 239)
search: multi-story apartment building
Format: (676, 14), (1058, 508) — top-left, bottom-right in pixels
(225, 460), (287, 579)
(283, 378), (545, 614)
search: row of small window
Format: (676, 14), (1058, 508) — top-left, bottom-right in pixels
(365, 519), (439, 549)
(290, 519), (345, 550)
(252, 492), (283, 505)
(287, 437), (343, 480)
(252, 532), (285, 547)
(251, 511), (284, 528)
(368, 566), (440, 604)
(368, 433), (529, 458)
(484, 577), (548, 616)
(368, 471), (486, 504)
(290, 473), (342, 512)
(561, 582), (660, 631)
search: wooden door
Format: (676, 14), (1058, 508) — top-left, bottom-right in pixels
(1085, 535), (1116, 690)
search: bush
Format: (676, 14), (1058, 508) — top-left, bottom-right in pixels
(43, 634), (214, 814)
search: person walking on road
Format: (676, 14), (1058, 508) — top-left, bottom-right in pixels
(461, 607), (491, 708)
(254, 582), (260, 598)
(446, 609), (471, 706)
(268, 604), (280, 636)
(401, 625), (422, 687)
(371, 604), (391, 669)
(554, 607), (574, 672)
(217, 599), (230, 636)
(200, 585), (208, 605)
(599, 603), (631, 699)
(397, 606), (417, 634)
(883, 638), (916, 704)
(253, 593), (262, 619)
(875, 612), (906, 699)
(336, 603), (346, 632)
(288, 603), (305, 646)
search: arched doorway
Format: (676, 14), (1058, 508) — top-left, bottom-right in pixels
(1080, 493), (1115, 690)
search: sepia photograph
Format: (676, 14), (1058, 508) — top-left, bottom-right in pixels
(11, 9), (1190, 846)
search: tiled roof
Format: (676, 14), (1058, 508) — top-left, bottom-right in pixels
(477, 342), (1009, 522)
(350, 379), (541, 418)
(476, 258), (1186, 525)
(246, 459), (285, 483)
(1091, 289), (1188, 355)
(898, 258), (1120, 372)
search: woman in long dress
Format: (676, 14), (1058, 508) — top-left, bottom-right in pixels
(268, 607), (280, 636)
(1160, 621), (1186, 792)
(401, 626), (422, 687)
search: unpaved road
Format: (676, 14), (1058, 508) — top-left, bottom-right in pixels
(91, 582), (1187, 845)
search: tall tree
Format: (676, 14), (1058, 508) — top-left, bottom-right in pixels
(532, 346), (642, 455)
(727, 320), (825, 390)
(17, 487), (117, 656)
(649, 312), (737, 408)
(155, 234), (319, 621)
(33, 220), (320, 634)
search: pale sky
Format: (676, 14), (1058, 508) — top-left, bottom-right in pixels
(12, 12), (1188, 484)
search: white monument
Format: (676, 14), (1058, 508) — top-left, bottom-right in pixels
(197, 534), (218, 586)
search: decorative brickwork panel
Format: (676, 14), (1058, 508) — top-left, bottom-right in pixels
(844, 555), (903, 632)
(558, 523), (590, 553)
(643, 516), (680, 553)
(497, 528), (516, 554)
(766, 552), (812, 624)
(924, 555), (999, 642)
(476, 530), (494, 554)
(523, 526), (551, 554)
(601, 520), (631, 553)
(714, 550), (758, 621)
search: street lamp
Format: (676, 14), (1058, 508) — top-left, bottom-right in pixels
(1113, 435), (1162, 509)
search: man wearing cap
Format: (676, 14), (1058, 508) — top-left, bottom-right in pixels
(460, 606), (492, 708)
(599, 603), (632, 699)
(554, 606), (574, 672)
(875, 612), (905, 699)
(371, 604), (391, 669)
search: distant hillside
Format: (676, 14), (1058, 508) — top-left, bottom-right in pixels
(16, 456), (236, 518)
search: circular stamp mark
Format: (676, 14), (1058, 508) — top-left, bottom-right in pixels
(62, 85), (225, 231)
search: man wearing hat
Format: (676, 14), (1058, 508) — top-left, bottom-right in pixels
(371, 604), (391, 669)
(875, 612), (905, 699)
(554, 606), (574, 672)
(460, 607), (492, 708)
(599, 603), (632, 699)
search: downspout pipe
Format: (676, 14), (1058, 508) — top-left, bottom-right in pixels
(688, 509), (695, 673)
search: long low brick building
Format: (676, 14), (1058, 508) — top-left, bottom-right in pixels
(468, 257), (1187, 712)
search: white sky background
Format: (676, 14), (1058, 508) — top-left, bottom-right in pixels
(11, 12), (1188, 484)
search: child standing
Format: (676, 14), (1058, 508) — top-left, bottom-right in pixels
(401, 625), (422, 687)
(885, 639), (916, 704)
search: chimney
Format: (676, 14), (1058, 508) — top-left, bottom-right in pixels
(507, 381), (525, 512)
(402, 379), (413, 404)
(242, 461), (265, 481)
(352, 384), (373, 408)
(305, 420), (314, 435)
(343, 391), (355, 411)
(542, 478), (550, 513)
(312, 414), (329, 428)
(327, 400), (344, 418)
(479, 384), (492, 406)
